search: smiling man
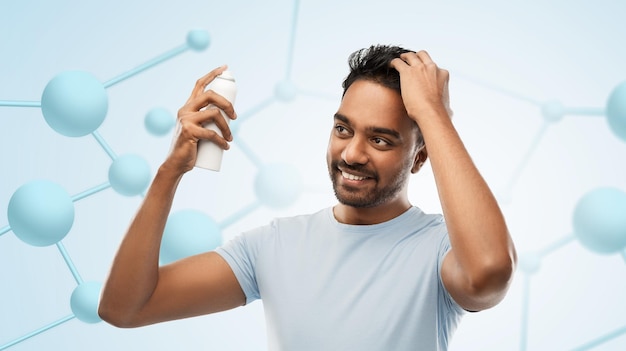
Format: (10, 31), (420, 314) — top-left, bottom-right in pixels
(99, 45), (517, 351)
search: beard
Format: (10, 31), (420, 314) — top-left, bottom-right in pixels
(328, 160), (408, 208)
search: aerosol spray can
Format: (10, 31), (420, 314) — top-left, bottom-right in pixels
(195, 71), (237, 171)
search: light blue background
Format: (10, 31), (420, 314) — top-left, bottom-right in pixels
(1, 0), (625, 350)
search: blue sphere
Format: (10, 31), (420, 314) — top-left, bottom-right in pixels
(541, 100), (564, 123)
(108, 154), (151, 196)
(517, 252), (541, 274)
(186, 30), (210, 51)
(573, 187), (626, 254)
(70, 281), (103, 324)
(41, 70), (108, 137)
(274, 80), (297, 102)
(145, 107), (175, 136)
(606, 81), (626, 141)
(160, 210), (222, 265)
(7, 180), (74, 247)
(254, 163), (302, 209)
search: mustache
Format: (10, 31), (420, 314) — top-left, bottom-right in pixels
(332, 160), (377, 179)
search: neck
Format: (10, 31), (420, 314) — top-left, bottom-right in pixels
(333, 199), (411, 225)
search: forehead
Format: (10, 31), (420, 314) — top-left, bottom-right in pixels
(337, 79), (413, 132)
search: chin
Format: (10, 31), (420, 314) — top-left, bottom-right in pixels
(333, 187), (377, 208)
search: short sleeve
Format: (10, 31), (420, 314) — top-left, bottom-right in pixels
(437, 233), (466, 316)
(215, 232), (261, 305)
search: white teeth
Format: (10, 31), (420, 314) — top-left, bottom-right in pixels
(342, 171), (366, 181)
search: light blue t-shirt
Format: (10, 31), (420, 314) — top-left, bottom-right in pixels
(215, 206), (465, 350)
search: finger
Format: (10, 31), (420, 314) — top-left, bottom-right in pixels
(178, 123), (232, 149)
(178, 114), (232, 149)
(185, 89), (237, 120)
(196, 108), (234, 141)
(202, 89), (237, 120)
(397, 52), (416, 65)
(195, 127), (231, 150)
(415, 50), (434, 65)
(389, 57), (409, 71)
(440, 68), (450, 81)
(398, 51), (437, 68)
(442, 78), (454, 118)
(180, 107), (234, 141)
(186, 65), (229, 103)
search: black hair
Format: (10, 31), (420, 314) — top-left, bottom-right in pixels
(342, 45), (412, 96)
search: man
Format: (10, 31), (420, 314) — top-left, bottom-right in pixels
(99, 45), (517, 350)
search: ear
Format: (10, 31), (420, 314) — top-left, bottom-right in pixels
(411, 146), (428, 174)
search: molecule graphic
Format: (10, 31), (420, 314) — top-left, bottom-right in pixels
(479, 76), (626, 349)
(1, 1), (626, 350)
(0, 29), (214, 349)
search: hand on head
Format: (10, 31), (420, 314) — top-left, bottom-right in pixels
(390, 51), (453, 121)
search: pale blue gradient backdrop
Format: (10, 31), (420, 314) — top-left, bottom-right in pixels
(1, 1), (625, 350)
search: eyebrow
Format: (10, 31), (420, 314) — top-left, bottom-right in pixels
(334, 113), (402, 140)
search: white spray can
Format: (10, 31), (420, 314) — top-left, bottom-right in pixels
(195, 70), (237, 171)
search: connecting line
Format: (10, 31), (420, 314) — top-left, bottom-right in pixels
(103, 44), (189, 88)
(564, 107), (605, 117)
(219, 201), (262, 230)
(537, 234), (576, 257)
(56, 241), (83, 285)
(519, 274), (531, 351)
(0, 100), (41, 108)
(233, 137), (264, 168)
(454, 73), (542, 105)
(235, 96), (276, 125)
(284, 0), (301, 80)
(71, 182), (112, 202)
(571, 324), (626, 351)
(502, 120), (551, 196)
(91, 130), (117, 160)
(0, 314), (75, 351)
(0, 225), (11, 236)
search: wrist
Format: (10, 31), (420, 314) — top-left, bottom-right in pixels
(157, 161), (187, 182)
(408, 104), (450, 126)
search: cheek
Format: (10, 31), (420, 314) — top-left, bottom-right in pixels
(326, 135), (341, 159)
(326, 138), (336, 166)
(380, 153), (414, 176)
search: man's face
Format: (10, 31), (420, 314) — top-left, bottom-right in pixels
(327, 79), (421, 209)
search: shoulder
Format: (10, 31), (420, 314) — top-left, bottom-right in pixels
(236, 207), (332, 244)
(269, 207), (331, 233)
(401, 206), (448, 239)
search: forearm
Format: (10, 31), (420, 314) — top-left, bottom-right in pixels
(418, 110), (516, 288)
(99, 164), (183, 325)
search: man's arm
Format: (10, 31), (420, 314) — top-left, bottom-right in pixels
(98, 66), (245, 328)
(391, 51), (517, 312)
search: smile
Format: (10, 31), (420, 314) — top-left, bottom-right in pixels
(341, 171), (368, 181)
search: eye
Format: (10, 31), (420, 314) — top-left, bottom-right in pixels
(334, 124), (351, 136)
(372, 137), (390, 146)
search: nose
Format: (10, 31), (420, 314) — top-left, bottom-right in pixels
(341, 136), (369, 166)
